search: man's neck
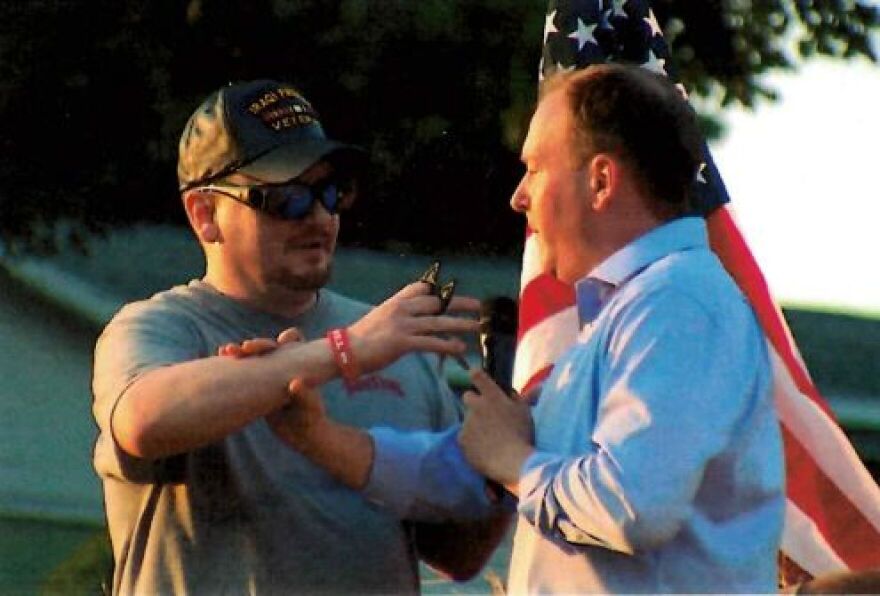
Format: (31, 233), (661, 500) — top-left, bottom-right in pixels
(564, 209), (665, 285)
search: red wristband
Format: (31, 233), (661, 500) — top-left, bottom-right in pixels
(326, 328), (360, 385)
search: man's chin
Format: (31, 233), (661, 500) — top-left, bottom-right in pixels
(275, 265), (333, 292)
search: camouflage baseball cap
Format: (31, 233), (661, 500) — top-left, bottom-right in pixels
(177, 79), (363, 191)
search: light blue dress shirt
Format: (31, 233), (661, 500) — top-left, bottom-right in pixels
(365, 217), (785, 593)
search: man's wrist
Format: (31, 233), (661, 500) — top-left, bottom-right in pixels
(301, 418), (374, 490)
(499, 444), (534, 496)
(266, 337), (341, 390)
(285, 415), (333, 456)
(326, 327), (361, 384)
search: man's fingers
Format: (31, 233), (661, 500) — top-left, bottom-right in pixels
(287, 377), (323, 410)
(410, 314), (480, 336)
(218, 343), (244, 358)
(402, 295), (445, 316)
(394, 281), (434, 301)
(392, 284), (478, 313)
(241, 338), (278, 355)
(288, 377), (311, 395)
(469, 368), (508, 400)
(403, 295), (481, 317)
(445, 295), (481, 314)
(407, 335), (469, 357)
(277, 327), (304, 345)
(462, 390), (481, 408)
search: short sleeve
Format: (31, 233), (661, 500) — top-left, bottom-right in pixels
(92, 298), (203, 479)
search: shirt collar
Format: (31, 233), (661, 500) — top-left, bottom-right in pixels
(574, 216), (708, 327)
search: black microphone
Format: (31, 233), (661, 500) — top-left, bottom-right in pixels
(479, 297), (519, 502)
(479, 296), (518, 395)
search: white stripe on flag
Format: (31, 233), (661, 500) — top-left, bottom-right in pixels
(770, 346), (880, 533)
(782, 500), (848, 575)
(520, 233), (543, 290)
(513, 305), (578, 392)
(770, 298), (814, 383)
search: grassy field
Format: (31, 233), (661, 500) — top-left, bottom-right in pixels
(0, 518), (106, 595)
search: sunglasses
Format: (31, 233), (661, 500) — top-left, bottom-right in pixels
(197, 177), (357, 221)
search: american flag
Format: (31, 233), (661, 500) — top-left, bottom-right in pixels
(513, 0), (880, 582)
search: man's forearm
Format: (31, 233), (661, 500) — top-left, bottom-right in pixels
(112, 338), (339, 459)
(271, 415), (375, 490)
(272, 415), (511, 581)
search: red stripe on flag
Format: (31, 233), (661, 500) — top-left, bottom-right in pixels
(520, 365), (553, 400)
(518, 273), (575, 341)
(781, 423), (880, 570)
(706, 208), (835, 420)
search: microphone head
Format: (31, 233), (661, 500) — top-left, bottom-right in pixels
(479, 296), (517, 336)
(479, 296), (518, 392)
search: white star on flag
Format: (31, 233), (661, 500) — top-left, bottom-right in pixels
(675, 82), (689, 100)
(610, 0), (628, 18)
(644, 12), (663, 37)
(568, 17), (599, 51)
(544, 9), (558, 43)
(644, 49), (666, 74)
(697, 162), (708, 184)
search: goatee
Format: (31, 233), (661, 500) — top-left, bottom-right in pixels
(275, 264), (333, 292)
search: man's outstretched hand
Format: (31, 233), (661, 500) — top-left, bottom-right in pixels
(219, 281), (478, 380)
(266, 377), (328, 454)
(218, 327), (304, 358)
(347, 281), (479, 374)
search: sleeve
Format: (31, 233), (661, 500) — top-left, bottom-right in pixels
(364, 425), (505, 522)
(92, 299), (203, 479)
(362, 356), (505, 522)
(516, 288), (764, 553)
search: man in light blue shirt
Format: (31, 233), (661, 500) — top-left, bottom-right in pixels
(260, 64), (785, 592)
(455, 64), (785, 592)
(479, 216), (784, 591)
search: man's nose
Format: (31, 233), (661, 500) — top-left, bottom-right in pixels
(510, 178), (529, 213)
(302, 198), (334, 224)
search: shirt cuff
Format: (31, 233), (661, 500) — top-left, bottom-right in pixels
(364, 426), (443, 517)
(516, 450), (564, 516)
(365, 425), (498, 521)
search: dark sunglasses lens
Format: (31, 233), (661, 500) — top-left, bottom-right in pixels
(320, 184), (339, 214)
(257, 179), (355, 220)
(262, 185), (313, 220)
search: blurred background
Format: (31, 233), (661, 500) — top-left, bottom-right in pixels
(0, 0), (878, 593)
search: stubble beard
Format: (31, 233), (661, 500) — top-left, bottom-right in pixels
(269, 261), (334, 293)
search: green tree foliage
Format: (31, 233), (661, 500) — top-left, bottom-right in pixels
(0, 0), (876, 254)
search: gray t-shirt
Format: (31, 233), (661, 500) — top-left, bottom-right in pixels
(92, 281), (462, 595)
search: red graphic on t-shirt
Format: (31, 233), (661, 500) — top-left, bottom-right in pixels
(345, 374), (405, 398)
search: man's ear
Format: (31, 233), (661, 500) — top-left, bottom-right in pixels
(183, 190), (220, 243)
(587, 154), (619, 211)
